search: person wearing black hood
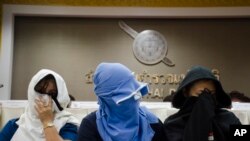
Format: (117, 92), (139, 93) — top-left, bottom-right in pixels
(163, 66), (241, 141)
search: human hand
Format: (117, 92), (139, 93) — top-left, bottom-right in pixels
(35, 95), (55, 127)
(194, 88), (216, 97)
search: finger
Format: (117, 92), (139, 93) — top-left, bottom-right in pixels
(34, 104), (40, 113)
(35, 98), (41, 102)
(48, 96), (53, 107)
(40, 97), (45, 103)
(38, 96), (48, 105)
(35, 99), (44, 108)
(38, 95), (44, 100)
(35, 99), (41, 105)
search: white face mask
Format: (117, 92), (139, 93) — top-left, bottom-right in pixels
(32, 94), (55, 114)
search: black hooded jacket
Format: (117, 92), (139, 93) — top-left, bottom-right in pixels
(164, 66), (241, 141)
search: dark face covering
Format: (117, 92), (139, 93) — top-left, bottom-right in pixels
(181, 89), (222, 141)
(164, 89), (241, 141)
(164, 66), (241, 141)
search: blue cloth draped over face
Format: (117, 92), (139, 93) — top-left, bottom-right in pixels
(94, 63), (158, 141)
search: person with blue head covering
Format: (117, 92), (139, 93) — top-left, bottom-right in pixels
(77, 63), (166, 141)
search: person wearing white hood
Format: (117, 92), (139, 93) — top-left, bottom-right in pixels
(0, 69), (80, 141)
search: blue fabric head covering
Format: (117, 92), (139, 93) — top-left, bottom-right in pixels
(94, 63), (158, 141)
